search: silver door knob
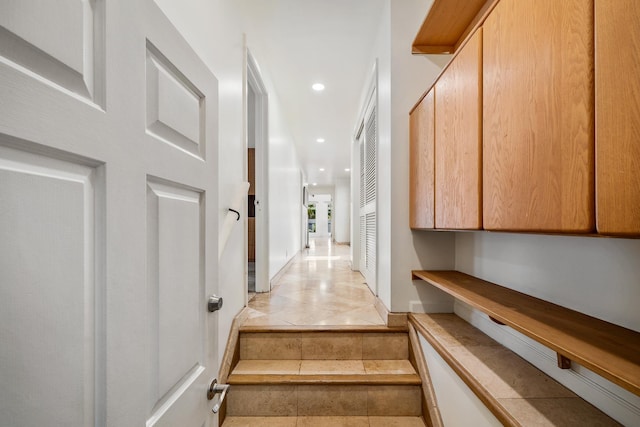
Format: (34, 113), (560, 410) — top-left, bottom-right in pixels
(207, 379), (230, 413)
(208, 295), (223, 312)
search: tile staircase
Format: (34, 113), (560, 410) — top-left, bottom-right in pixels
(222, 325), (428, 426)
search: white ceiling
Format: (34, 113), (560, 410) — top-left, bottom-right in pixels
(240, 0), (386, 187)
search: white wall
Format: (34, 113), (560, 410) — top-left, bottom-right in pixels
(309, 185), (335, 201)
(244, 50), (303, 281)
(388, 0), (457, 313)
(152, 0), (246, 364)
(357, 0), (455, 311)
(456, 232), (640, 331)
(334, 178), (350, 244)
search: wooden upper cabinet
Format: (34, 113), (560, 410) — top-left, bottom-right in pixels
(410, 89), (435, 229)
(435, 29), (483, 229)
(595, 0), (640, 236)
(483, 0), (595, 232)
(412, 0), (493, 54)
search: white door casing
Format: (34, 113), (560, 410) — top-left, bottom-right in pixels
(0, 1), (219, 426)
(246, 50), (269, 293)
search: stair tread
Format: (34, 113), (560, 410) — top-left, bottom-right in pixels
(228, 373), (421, 385)
(239, 325), (408, 333)
(234, 359), (416, 375)
(222, 416), (426, 426)
(229, 359), (420, 384)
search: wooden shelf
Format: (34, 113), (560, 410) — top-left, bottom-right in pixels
(411, 270), (640, 396)
(412, 0), (497, 54)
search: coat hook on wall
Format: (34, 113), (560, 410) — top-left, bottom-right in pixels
(228, 208), (240, 221)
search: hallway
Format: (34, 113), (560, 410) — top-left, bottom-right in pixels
(244, 238), (385, 327)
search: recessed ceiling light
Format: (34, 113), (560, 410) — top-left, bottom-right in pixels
(345, 168), (350, 172)
(312, 83), (325, 91)
(312, 182), (317, 186)
(319, 168), (325, 172)
(316, 138), (325, 143)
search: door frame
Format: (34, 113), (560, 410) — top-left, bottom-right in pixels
(246, 49), (270, 294)
(352, 60), (378, 294)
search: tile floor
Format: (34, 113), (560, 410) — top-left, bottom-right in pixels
(244, 238), (385, 327)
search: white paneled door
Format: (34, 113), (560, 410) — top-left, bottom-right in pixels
(357, 89), (377, 294)
(0, 2), (219, 426)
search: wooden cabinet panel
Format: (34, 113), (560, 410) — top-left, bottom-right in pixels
(483, 0), (594, 232)
(410, 89), (435, 229)
(595, 0), (640, 236)
(435, 29), (482, 229)
(248, 148), (255, 196)
(248, 217), (255, 261)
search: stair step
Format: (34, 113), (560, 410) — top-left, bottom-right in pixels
(239, 331), (409, 360)
(222, 416), (427, 426)
(229, 359), (420, 385)
(226, 384), (422, 417)
(239, 325), (408, 333)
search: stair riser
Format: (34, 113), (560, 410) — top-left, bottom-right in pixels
(226, 384), (422, 417)
(240, 332), (409, 360)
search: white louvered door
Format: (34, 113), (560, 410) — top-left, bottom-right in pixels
(0, 1), (219, 426)
(358, 94), (377, 293)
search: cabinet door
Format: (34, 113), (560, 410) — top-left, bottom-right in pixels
(595, 0), (640, 236)
(248, 148), (256, 196)
(435, 29), (482, 229)
(410, 89), (435, 229)
(483, 0), (594, 232)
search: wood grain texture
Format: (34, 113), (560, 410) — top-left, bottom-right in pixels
(483, 0), (595, 232)
(410, 89), (435, 229)
(595, 0), (640, 235)
(248, 217), (255, 261)
(412, 270), (640, 396)
(248, 148), (255, 196)
(435, 29), (482, 229)
(412, 0), (490, 53)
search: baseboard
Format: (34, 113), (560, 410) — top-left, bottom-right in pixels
(454, 301), (640, 426)
(269, 250), (301, 289)
(374, 296), (409, 327)
(374, 297), (390, 325)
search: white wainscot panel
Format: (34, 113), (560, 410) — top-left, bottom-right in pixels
(0, 0), (104, 103)
(0, 141), (102, 427)
(419, 335), (502, 427)
(146, 178), (205, 421)
(146, 42), (204, 159)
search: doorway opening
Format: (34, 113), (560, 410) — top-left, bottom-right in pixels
(246, 49), (269, 299)
(307, 193), (333, 243)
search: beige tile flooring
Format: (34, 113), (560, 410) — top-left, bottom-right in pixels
(244, 238), (385, 327)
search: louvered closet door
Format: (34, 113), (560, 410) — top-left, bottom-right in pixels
(359, 100), (377, 293)
(0, 1), (219, 426)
